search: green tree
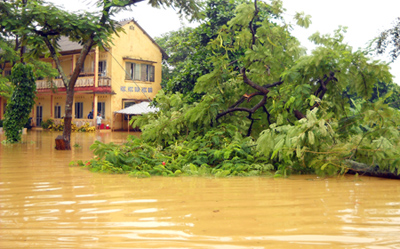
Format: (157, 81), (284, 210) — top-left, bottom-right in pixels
(343, 81), (400, 110)
(0, 0), (200, 150)
(376, 17), (400, 61)
(80, 0), (399, 178)
(155, 27), (196, 88)
(3, 63), (37, 143)
(157, 0), (261, 101)
(0, 38), (19, 99)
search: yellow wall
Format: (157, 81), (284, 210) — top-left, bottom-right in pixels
(60, 56), (72, 75)
(53, 95), (66, 117)
(35, 96), (51, 125)
(110, 21), (163, 113)
(4, 20), (163, 130)
(74, 94), (94, 118)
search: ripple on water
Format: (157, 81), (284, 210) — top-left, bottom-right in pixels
(1, 131), (400, 248)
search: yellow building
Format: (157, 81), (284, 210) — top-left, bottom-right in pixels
(0, 19), (166, 130)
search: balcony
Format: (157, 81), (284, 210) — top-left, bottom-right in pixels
(36, 78), (64, 89)
(99, 76), (111, 87)
(36, 75), (110, 90)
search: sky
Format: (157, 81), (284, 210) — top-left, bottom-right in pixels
(48, 0), (400, 83)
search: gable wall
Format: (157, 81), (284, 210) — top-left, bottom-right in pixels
(109, 21), (163, 114)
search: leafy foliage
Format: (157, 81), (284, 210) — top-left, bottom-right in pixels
(156, 0), (258, 101)
(375, 17), (400, 61)
(74, 124), (273, 176)
(78, 0), (399, 178)
(3, 63), (37, 143)
(41, 118), (96, 132)
(343, 81), (400, 110)
(0, 0), (201, 149)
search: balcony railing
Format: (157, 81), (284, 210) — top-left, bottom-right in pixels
(99, 76), (111, 87)
(36, 76), (109, 90)
(36, 79), (64, 89)
(75, 77), (94, 87)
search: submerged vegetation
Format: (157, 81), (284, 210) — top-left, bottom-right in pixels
(75, 0), (400, 178)
(41, 119), (96, 132)
(75, 124), (274, 177)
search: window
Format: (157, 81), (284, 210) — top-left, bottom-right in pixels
(75, 102), (83, 119)
(4, 70), (11, 77)
(134, 63), (141, 80)
(141, 64), (155, 82)
(125, 62), (154, 82)
(124, 101), (136, 108)
(125, 62), (140, 80)
(54, 105), (62, 119)
(99, 61), (107, 76)
(97, 102), (105, 118)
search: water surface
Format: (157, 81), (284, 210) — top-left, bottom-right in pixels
(1, 131), (400, 248)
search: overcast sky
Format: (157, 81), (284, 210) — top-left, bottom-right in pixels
(49, 0), (400, 83)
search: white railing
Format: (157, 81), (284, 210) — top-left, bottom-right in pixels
(36, 79), (64, 89)
(36, 77), (95, 89)
(98, 77), (111, 87)
(75, 77), (94, 87)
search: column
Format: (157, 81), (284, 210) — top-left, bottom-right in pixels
(94, 47), (99, 87)
(94, 94), (98, 118)
(50, 95), (54, 118)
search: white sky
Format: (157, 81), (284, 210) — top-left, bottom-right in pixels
(48, 0), (400, 83)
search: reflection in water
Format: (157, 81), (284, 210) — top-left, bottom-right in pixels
(1, 131), (400, 248)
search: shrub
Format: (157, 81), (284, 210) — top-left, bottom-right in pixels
(41, 119), (54, 129)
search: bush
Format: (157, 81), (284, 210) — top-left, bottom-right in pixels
(42, 119), (95, 132)
(24, 117), (32, 129)
(0, 119), (3, 127)
(4, 63), (37, 143)
(41, 119), (54, 129)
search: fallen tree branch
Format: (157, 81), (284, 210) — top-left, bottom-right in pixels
(294, 71), (338, 120)
(216, 95), (268, 120)
(345, 160), (400, 179)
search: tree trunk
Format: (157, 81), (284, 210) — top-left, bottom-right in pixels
(55, 89), (74, 150)
(345, 160), (400, 179)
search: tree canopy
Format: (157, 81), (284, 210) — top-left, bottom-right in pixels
(156, 0), (278, 101)
(75, 0), (400, 178)
(376, 17), (400, 61)
(0, 0), (201, 149)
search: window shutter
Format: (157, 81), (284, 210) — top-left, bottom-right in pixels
(125, 62), (131, 80)
(134, 63), (140, 80)
(141, 64), (147, 81)
(149, 65), (155, 82)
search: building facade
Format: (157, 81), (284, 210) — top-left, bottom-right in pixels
(0, 20), (166, 130)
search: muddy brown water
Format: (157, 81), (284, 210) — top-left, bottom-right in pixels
(1, 131), (400, 248)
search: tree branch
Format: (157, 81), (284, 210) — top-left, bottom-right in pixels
(249, 0), (259, 46)
(241, 67), (270, 94)
(69, 37), (95, 89)
(42, 37), (69, 88)
(262, 105), (272, 125)
(311, 71), (337, 110)
(216, 95), (267, 120)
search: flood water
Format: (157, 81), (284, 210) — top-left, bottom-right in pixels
(1, 131), (400, 248)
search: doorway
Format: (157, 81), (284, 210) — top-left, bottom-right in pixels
(36, 106), (43, 127)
